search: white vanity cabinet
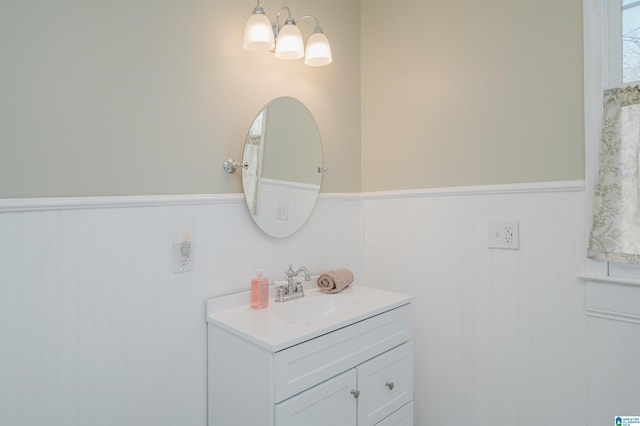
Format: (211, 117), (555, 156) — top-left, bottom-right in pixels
(206, 286), (413, 426)
(275, 342), (413, 426)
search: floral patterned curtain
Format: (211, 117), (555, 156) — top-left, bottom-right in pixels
(588, 85), (640, 263)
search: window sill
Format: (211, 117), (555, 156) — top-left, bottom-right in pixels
(579, 273), (640, 287)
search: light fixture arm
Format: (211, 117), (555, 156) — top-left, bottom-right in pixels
(274, 6), (295, 38)
(251, 0), (266, 15)
(297, 15), (323, 33)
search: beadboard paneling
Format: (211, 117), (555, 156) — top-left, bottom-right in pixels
(362, 186), (589, 425)
(0, 195), (362, 426)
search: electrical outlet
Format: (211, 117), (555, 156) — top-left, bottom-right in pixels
(172, 241), (193, 273)
(488, 221), (519, 250)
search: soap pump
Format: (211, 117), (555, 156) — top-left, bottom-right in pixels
(251, 271), (269, 309)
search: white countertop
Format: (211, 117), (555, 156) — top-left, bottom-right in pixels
(206, 284), (412, 352)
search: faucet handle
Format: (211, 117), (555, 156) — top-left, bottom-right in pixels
(274, 284), (285, 302)
(286, 264), (295, 278)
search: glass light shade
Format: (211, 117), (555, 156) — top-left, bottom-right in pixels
(304, 32), (332, 66)
(243, 12), (275, 52)
(275, 23), (304, 60)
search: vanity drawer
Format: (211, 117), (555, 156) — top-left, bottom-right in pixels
(358, 342), (413, 426)
(273, 304), (411, 402)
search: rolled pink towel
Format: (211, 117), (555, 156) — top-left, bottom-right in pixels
(317, 268), (354, 294)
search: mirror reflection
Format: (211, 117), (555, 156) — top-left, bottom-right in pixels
(242, 97), (323, 238)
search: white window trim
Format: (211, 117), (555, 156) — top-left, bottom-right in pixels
(607, 0), (622, 86)
(583, 0), (606, 242)
(582, 0), (605, 281)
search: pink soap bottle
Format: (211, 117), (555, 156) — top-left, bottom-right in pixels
(251, 271), (269, 309)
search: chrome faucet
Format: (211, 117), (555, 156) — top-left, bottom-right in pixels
(275, 264), (310, 302)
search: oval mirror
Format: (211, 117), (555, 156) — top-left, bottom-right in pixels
(241, 97), (323, 238)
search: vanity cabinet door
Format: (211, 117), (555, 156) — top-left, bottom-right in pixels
(374, 402), (413, 426)
(275, 369), (357, 426)
(357, 343), (413, 426)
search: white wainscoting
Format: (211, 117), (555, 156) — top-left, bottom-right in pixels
(584, 279), (640, 425)
(361, 181), (590, 426)
(0, 194), (362, 426)
(4, 182), (636, 426)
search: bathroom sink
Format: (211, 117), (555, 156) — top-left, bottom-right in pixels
(206, 285), (412, 352)
(274, 294), (359, 321)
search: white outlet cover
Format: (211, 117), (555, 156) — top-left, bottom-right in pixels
(488, 221), (519, 250)
(172, 241), (193, 273)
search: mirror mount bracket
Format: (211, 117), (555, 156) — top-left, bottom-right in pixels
(223, 158), (248, 174)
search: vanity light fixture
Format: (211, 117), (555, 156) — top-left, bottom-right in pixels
(243, 1), (332, 67)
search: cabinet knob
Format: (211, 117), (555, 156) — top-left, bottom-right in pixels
(385, 382), (395, 390)
(351, 389), (360, 399)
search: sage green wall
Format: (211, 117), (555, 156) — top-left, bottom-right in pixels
(0, 0), (360, 197)
(361, 0), (585, 191)
(2, 0), (586, 197)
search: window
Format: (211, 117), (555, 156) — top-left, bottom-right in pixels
(623, 1), (640, 82)
(608, 0), (640, 86)
(585, 0), (640, 279)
